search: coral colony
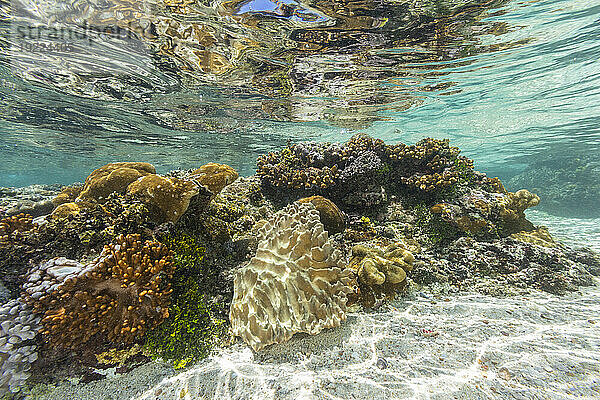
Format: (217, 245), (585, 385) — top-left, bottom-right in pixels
(0, 134), (598, 395)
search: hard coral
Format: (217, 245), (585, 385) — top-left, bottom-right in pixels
(78, 162), (156, 203)
(388, 137), (474, 193)
(297, 196), (345, 234)
(429, 188), (539, 238)
(230, 202), (354, 351)
(256, 134), (477, 207)
(188, 163), (239, 194)
(0, 299), (40, 395)
(510, 228), (557, 248)
(348, 243), (414, 308)
(23, 234), (174, 349)
(127, 175), (199, 223)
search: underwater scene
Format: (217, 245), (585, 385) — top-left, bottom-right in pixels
(0, 0), (599, 398)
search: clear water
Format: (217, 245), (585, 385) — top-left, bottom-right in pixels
(1, 0), (599, 189)
(2, 1), (600, 399)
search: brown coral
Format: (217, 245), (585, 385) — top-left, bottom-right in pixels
(22, 234), (174, 348)
(297, 196), (345, 234)
(388, 138), (474, 192)
(127, 175), (199, 223)
(511, 228), (557, 248)
(52, 185), (83, 207)
(188, 163), (239, 194)
(78, 162), (156, 203)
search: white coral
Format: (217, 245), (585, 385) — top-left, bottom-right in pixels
(230, 202), (354, 351)
(0, 299), (41, 394)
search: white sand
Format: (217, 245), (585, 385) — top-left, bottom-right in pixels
(127, 282), (600, 400)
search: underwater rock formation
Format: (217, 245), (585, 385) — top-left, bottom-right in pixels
(22, 234), (174, 349)
(229, 202), (354, 351)
(413, 236), (597, 295)
(348, 243), (414, 307)
(0, 298), (40, 395)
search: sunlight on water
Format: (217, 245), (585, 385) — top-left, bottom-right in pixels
(1, 0), (598, 188)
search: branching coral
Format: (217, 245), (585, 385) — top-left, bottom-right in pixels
(387, 137), (474, 193)
(230, 202), (354, 351)
(347, 243), (414, 307)
(0, 299), (40, 395)
(256, 134), (478, 206)
(22, 234), (175, 348)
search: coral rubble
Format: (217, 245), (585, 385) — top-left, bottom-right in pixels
(229, 202), (354, 351)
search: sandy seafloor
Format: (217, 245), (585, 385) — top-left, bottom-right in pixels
(26, 213), (600, 400)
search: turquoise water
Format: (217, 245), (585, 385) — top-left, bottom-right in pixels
(1, 0), (599, 208)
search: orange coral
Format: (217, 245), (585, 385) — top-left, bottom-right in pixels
(23, 234), (174, 348)
(0, 213), (36, 242)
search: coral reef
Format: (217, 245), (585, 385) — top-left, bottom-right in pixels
(229, 202), (354, 351)
(413, 236), (597, 295)
(428, 188), (539, 238)
(77, 162), (156, 203)
(510, 228), (557, 248)
(347, 243), (414, 307)
(22, 234), (175, 348)
(127, 175), (199, 223)
(0, 299), (40, 395)
(51, 185), (83, 207)
(256, 134), (480, 207)
(0, 213), (36, 243)
(508, 155), (600, 218)
(188, 163), (239, 195)
(297, 196), (345, 234)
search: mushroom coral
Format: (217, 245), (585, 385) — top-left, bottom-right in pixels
(22, 234), (175, 348)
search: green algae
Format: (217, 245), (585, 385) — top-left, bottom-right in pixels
(144, 233), (228, 369)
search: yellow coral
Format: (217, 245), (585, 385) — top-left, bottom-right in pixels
(348, 243), (414, 307)
(78, 162), (156, 203)
(127, 175), (199, 223)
